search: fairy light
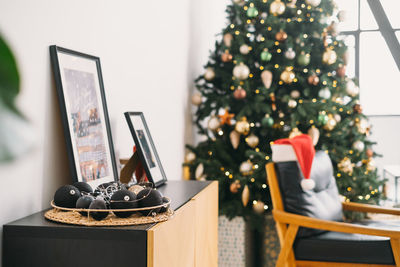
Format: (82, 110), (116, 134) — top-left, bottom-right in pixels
(253, 200), (257, 205)
(279, 121), (284, 126)
(250, 122), (255, 127)
(247, 19), (251, 24)
(249, 73), (254, 78)
(251, 178), (255, 182)
(279, 81), (283, 85)
(244, 6), (248, 10)
(235, 30), (240, 35)
(246, 33), (252, 38)
(260, 66), (264, 70)
(265, 156), (270, 160)
(309, 119), (314, 124)
(277, 49), (282, 53)
(337, 173), (341, 177)
(225, 171), (230, 176)
(264, 205), (269, 210)
(312, 98), (317, 102)
(260, 19), (265, 24)
(262, 184), (267, 189)
(274, 64), (279, 68)
(229, 174), (233, 179)
(218, 130), (224, 136)
(267, 26), (272, 31)
(254, 164), (259, 169)
(230, 24), (235, 29)
(255, 148), (260, 152)
(310, 18), (314, 22)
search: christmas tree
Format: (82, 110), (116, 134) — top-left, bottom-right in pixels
(185, 0), (384, 227)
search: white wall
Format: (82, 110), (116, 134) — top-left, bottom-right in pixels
(0, 0), (229, 263)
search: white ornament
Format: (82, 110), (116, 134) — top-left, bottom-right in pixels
(288, 99), (297, 108)
(290, 90), (300, 99)
(223, 33), (233, 47)
(353, 140), (365, 152)
(357, 119), (369, 134)
(301, 179), (315, 191)
(285, 48), (296, 60)
(338, 10), (346, 22)
(204, 67), (215, 81)
(270, 0), (286, 15)
(240, 161), (253, 175)
(185, 152), (196, 163)
(346, 80), (360, 97)
(208, 116), (220, 131)
(305, 0), (321, 7)
(195, 163), (204, 179)
(233, 63), (250, 80)
(318, 87), (331, 99)
(260, 12), (268, 19)
(307, 127), (320, 146)
(253, 201), (265, 214)
(246, 134), (259, 148)
(230, 130), (240, 149)
(287, 0), (297, 8)
(339, 158), (353, 174)
(334, 114), (341, 122)
(261, 70), (273, 89)
(240, 44), (250, 55)
(323, 49), (337, 65)
(191, 92), (202, 106)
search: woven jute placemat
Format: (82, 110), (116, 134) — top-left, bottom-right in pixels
(45, 208), (174, 226)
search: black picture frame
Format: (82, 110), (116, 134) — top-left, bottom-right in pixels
(50, 45), (118, 188)
(124, 112), (167, 187)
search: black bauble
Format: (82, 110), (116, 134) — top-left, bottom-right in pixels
(54, 185), (81, 208)
(88, 199), (109, 221)
(72, 182), (93, 193)
(110, 189), (138, 218)
(137, 188), (163, 216)
(76, 195), (95, 216)
(159, 197), (170, 213)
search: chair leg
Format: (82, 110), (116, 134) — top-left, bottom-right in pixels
(391, 238), (400, 267)
(276, 224), (299, 267)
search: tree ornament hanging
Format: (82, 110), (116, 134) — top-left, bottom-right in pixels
(221, 50), (233, 62)
(307, 74), (319, 85)
(356, 119), (369, 134)
(232, 0), (245, 6)
(284, 48), (296, 60)
(287, 0), (297, 8)
(288, 99), (297, 108)
(305, 0), (321, 7)
(317, 112), (329, 125)
(323, 115), (337, 131)
(336, 65), (346, 77)
(353, 104), (362, 114)
(253, 201), (265, 214)
(204, 67), (215, 81)
(230, 180), (241, 193)
(327, 22), (338, 36)
(353, 140), (365, 152)
(261, 115), (274, 127)
(240, 161), (253, 175)
(219, 109), (235, 125)
(260, 50), (272, 61)
(239, 44), (250, 55)
(247, 6), (259, 18)
(290, 90), (300, 99)
(289, 128), (302, 138)
(235, 118), (250, 135)
(338, 10), (347, 22)
(270, 0), (286, 15)
(366, 148), (374, 158)
(261, 70), (273, 89)
(245, 134), (259, 148)
(233, 63), (250, 80)
(338, 158), (353, 174)
(297, 53), (310, 66)
(307, 126), (320, 146)
(334, 114), (341, 122)
(191, 92), (202, 106)
(346, 80), (360, 96)
(185, 152), (196, 163)
(366, 159), (376, 171)
(208, 116), (221, 131)
(275, 30), (288, 42)
(223, 33), (233, 47)
(230, 130), (240, 149)
(322, 48), (337, 65)
(280, 68), (295, 83)
(242, 185), (250, 206)
(270, 93), (277, 111)
(233, 87), (247, 99)
(318, 87), (331, 99)
(195, 163), (204, 179)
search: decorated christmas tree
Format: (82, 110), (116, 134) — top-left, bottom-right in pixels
(185, 0), (384, 227)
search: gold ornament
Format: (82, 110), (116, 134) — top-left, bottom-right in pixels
(289, 128), (302, 138)
(223, 33), (233, 47)
(253, 200), (265, 214)
(290, 90), (300, 99)
(270, 0), (286, 15)
(233, 63), (250, 80)
(261, 70), (273, 89)
(366, 149), (373, 158)
(230, 180), (241, 193)
(185, 152), (196, 163)
(245, 134), (259, 148)
(191, 92), (202, 106)
(204, 67), (215, 81)
(208, 116), (220, 131)
(323, 115), (337, 131)
(235, 118), (250, 135)
(288, 99), (297, 108)
(280, 68), (295, 83)
(338, 157), (353, 174)
(346, 80), (360, 97)
(239, 161), (253, 175)
(366, 159), (376, 171)
(307, 74), (319, 85)
(356, 119), (369, 134)
(323, 49), (337, 65)
(307, 126), (320, 146)
(242, 185), (250, 207)
(230, 130), (240, 149)
(353, 140), (365, 152)
(239, 44), (250, 55)
(275, 30), (288, 42)
(221, 51), (233, 62)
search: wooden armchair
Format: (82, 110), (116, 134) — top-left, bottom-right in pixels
(266, 152), (400, 267)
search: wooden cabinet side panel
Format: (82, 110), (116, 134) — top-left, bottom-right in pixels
(148, 200), (196, 267)
(193, 181), (218, 267)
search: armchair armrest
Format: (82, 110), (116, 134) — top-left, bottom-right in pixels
(273, 209), (400, 238)
(342, 201), (400, 216)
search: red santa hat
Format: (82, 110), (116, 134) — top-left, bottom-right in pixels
(271, 134), (316, 190)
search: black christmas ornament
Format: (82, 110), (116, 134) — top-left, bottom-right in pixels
(72, 182), (93, 193)
(54, 185), (81, 208)
(137, 188), (163, 216)
(159, 197), (170, 213)
(76, 195), (95, 216)
(88, 198), (109, 221)
(110, 189), (138, 218)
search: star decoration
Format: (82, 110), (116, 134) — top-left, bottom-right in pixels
(219, 109), (235, 125)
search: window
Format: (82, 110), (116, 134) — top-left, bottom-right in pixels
(336, 0), (400, 115)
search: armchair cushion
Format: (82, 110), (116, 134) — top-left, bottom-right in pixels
(293, 220), (399, 265)
(274, 151), (343, 237)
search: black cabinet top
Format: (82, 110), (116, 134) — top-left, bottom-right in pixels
(4, 180), (212, 232)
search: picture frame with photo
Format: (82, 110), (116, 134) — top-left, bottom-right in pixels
(50, 45), (118, 188)
(124, 112), (167, 187)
